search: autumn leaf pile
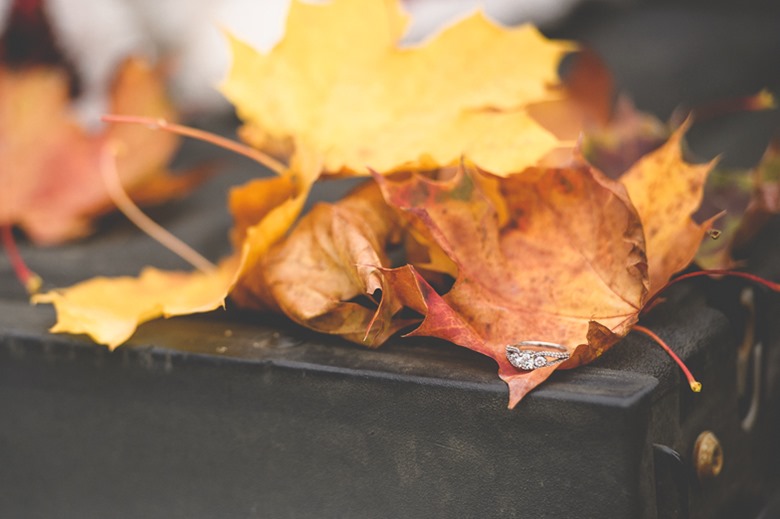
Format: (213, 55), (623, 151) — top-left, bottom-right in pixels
(24, 0), (780, 407)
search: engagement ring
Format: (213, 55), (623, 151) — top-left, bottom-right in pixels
(506, 341), (570, 371)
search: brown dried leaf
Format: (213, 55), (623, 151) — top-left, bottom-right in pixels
(232, 181), (411, 344)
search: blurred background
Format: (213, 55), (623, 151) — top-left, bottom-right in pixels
(2, 0), (779, 166)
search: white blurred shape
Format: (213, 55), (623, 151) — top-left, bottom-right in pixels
(0, 0), (584, 120)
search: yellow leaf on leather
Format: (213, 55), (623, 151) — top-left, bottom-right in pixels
(32, 259), (238, 349)
(34, 170), (308, 349)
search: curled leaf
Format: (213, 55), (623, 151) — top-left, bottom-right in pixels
(233, 181), (410, 344)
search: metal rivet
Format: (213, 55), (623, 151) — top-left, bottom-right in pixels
(693, 431), (723, 480)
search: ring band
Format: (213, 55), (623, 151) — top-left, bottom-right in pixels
(506, 341), (570, 371)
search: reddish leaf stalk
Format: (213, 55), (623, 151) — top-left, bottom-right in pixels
(633, 324), (702, 392)
(1, 224), (42, 294)
(642, 269), (780, 316)
(101, 114), (288, 175)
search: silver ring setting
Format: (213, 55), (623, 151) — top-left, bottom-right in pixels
(506, 341), (569, 371)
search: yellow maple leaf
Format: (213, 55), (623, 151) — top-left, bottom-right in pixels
(32, 260), (238, 349)
(32, 167), (309, 348)
(222, 0), (575, 176)
(31, 186), (299, 346)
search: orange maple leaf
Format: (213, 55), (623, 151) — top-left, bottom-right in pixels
(0, 58), (204, 245)
(376, 164), (646, 406)
(371, 125), (715, 406)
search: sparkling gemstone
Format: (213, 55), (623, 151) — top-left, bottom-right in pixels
(518, 353), (534, 370)
(533, 355), (547, 368)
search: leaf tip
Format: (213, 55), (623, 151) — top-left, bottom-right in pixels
(633, 324), (702, 393)
(26, 273), (43, 295)
(751, 89), (776, 111)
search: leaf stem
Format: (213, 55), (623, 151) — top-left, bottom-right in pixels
(1, 224), (42, 294)
(99, 143), (217, 274)
(633, 324), (702, 392)
(642, 269), (780, 315)
(101, 114), (287, 175)
(692, 89), (776, 122)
